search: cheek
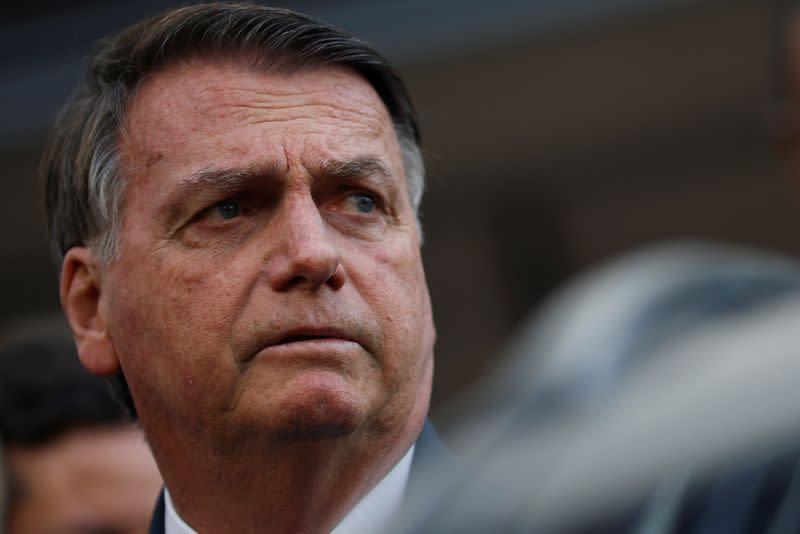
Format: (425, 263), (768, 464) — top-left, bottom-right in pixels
(124, 246), (253, 321)
(377, 241), (430, 317)
(106, 249), (256, 412)
(355, 241), (432, 372)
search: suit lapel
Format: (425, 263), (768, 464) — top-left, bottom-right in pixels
(148, 490), (166, 534)
(407, 419), (450, 492)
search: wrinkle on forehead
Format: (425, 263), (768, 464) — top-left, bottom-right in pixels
(198, 95), (387, 139)
(124, 60), (391, 150)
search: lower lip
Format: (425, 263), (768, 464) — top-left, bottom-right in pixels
(251, 338), (362, 362)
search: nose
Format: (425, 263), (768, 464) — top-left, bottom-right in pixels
(265, 192), (344, 292)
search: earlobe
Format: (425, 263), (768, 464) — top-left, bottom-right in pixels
(60, 247), (120, 376)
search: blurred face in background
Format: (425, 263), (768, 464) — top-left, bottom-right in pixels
(6, 425), (161, 534)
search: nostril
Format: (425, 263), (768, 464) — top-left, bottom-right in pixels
(328, 264), (345, 291)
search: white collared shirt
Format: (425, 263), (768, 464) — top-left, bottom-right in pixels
(165, 445), (415, 534)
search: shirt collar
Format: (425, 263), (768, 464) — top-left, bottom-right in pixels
(165, 444), (415, 534)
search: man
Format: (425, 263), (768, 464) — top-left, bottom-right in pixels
(0, 317), (162, 534)
(43, 3), (439, 533)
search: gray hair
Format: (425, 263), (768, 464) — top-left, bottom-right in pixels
(43, 2), (425, 265)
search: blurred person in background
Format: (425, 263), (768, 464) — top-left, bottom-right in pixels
(0, 316), (161, 534)
(399, 242), (800, 534)
(397, 2), (800, 533)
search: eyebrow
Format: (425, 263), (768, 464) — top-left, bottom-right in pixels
(168, 161), (283, 203)
(319, 156), (401, 200)
(319, 157), (392, 180)
(160, 161), (280, 229)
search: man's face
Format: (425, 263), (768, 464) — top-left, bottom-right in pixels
(7, 426), (162, 534)
(99, 60), (435, 448)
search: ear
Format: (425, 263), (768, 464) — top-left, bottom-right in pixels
(60, 247), (120, 376)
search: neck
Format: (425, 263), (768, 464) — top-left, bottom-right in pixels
(151, 417), (423, 534)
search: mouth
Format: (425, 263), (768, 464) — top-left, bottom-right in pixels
(240, 325), (366, 365)
(280, 334), (327, 343)
(274, 329), (355, 346)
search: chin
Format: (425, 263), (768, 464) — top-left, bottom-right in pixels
(271, 414), (357, 441)
(267, 373), (372, 441)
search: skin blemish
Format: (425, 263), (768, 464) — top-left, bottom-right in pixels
(145, 152), (165, 169)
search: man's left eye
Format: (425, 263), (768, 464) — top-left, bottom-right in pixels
(215, 199), (241, 219)
(350, 193), (376, 214)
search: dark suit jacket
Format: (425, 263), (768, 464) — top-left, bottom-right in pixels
(148, 419), (447, 534)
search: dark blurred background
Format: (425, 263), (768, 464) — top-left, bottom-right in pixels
(0, 0), (790, 415)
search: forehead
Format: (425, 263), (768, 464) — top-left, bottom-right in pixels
(121, 59), (397, 170)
